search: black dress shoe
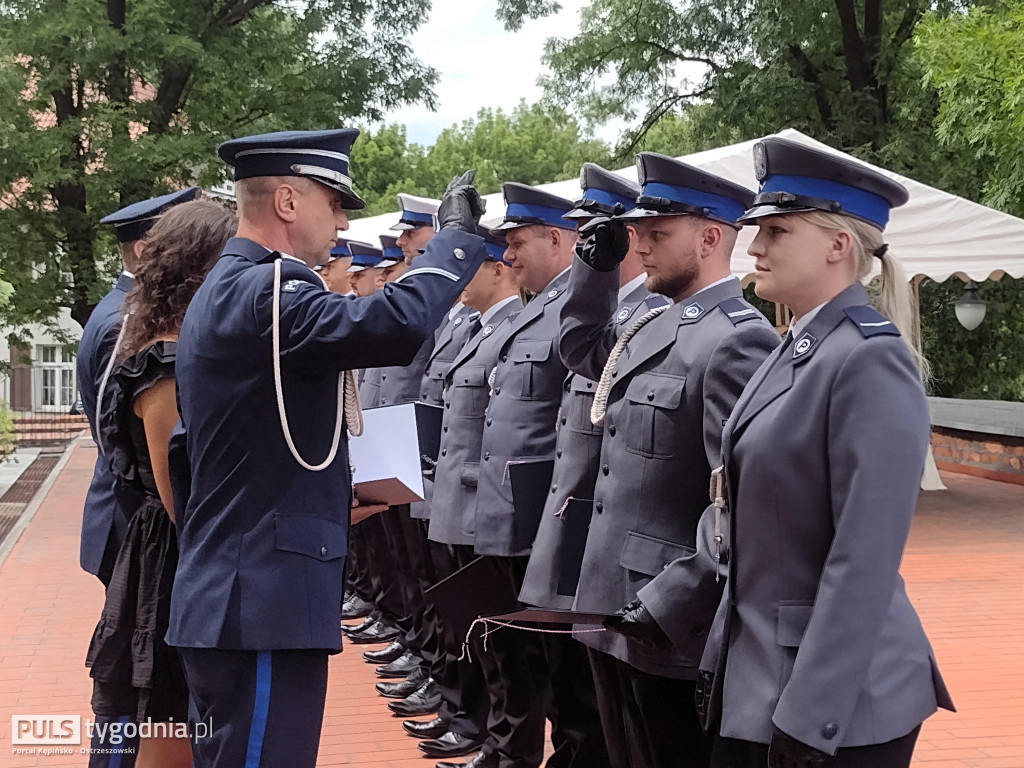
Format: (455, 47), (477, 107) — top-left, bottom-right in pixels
(388, 678), (441, 717)
(341, 593), (374, 620)
(341, 615), (377, 636)
(419, 731), (484, 759)
(375, 667), (426, 698)
(347, 620), (401, 645)
(436, 750), (497, 768)
(376, 650), (423, 678)
(403, 716), (447, 739)
(363, 640), (406, 665)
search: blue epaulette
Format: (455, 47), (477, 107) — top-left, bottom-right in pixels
(843, 305), (901, 338)
(717, 298), (762, 326)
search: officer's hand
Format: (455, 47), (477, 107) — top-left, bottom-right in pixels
(603, 599), (671, 649)
(351, 494), (388, 525)
(576, 211), (630, 272)
(437, 170), (486, 233)
(767, 726), (830, 768)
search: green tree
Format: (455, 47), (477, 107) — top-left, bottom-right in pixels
(916, 0), (1024, 217)
(0, 0), (438, 338)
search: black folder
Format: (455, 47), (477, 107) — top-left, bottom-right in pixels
(485, 607), (611, 627)
(414, 402), (444, 465)
(508, 458), (556, 551)
(555, 498), (594, 597)
(426, 556), (520, 641)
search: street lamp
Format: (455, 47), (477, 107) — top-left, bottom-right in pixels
(954, 280), (987, 331)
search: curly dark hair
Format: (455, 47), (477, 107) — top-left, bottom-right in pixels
(119, 199), (237, 359)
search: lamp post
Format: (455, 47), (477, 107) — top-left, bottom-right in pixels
(954, 280), (987, 331)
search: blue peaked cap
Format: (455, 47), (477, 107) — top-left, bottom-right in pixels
(564, 163), (641, 219)
(378, 234), (404, 266)
(99, 186), (201, 243)
(739, 137), (909, 230)
(347, 241), (383, 271)
(218, 128), (365, 210)
(492, 182), (575, 232)
(476, 224), (512, 264)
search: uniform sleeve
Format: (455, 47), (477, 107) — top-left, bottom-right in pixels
(702, 321), (780, 467)
(771, 337), (930, 754)
(257, 230), (486, 374)
(558, 254), (621, 380)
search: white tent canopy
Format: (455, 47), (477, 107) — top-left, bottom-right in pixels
(342, 128), (1024, 283)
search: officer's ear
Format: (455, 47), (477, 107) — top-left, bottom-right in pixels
(273, 183), (301, 223)
(825, 228), (854, 266)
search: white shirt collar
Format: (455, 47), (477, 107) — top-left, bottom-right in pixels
(618, 272), (647, 301)
(480, 295), (520, 328)
(789, 302), (827, 339)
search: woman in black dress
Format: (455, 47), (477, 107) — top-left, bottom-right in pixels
(86, 199), (236, 767)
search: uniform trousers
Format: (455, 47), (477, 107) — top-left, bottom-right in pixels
(588, 648), (711, 768)
(86, 715), (138, 768)
(344, 522), (375, 603)
(710, 726), (921, 768)
(358, 513), (404, 624)
(180, 647), (328, 768)
(396, 508), (440, 662)
(374, 508), (416, 632)
(544, 636), (609, 768)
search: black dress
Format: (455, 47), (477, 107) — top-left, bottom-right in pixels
(85, 341), (188, 722)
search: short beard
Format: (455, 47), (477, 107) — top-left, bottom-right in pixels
(645, 260), (700, 302)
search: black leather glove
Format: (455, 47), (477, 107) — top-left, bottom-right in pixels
(576, 210), (630, 272)
(603, 599), (671, 649)
(437, 170), (486, 232)
(767, 726), (830, 768)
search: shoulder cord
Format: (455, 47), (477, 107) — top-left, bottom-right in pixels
(272, 258), (362, 473)
(94, 312), (130, 456)
(590, 303), (671, 426)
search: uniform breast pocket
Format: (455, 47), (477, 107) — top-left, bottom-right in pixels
(451, 366), (489, 418)
(621, 373), (685, 458)
(507, 339), (556, 401)
(567, 376), (601, 435)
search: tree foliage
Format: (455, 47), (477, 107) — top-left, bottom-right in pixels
(0, 0), (438, 337)
(916, 0), (1024, 217)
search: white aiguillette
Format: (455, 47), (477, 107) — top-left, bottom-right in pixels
(349, 403), (432, 506)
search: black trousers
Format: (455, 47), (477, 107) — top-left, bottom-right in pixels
(588, 647), (712, 768)
(180, 647), (328, 768)
(544, 636), (610, 768)
(396, 509), (438, 660)
(710, 725), (921, 768)
(377, 507), (418, 637)
(358, 512), (404, 624)
(344, 522), (375, 602)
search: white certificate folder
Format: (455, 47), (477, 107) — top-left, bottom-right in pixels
(348, 403), (427, 506)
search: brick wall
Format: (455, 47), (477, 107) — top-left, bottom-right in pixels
(932, 427), (1024, 486)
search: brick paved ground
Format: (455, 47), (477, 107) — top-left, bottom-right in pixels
(0, 439), (1021, 767)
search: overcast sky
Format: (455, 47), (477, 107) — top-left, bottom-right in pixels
(380, 0), (611, 146)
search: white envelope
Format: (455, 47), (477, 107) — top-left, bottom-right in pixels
(348, 403), (426, 506)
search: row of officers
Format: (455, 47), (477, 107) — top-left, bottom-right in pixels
(76, 126), (954, 768)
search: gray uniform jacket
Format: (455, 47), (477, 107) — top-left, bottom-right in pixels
(565, 263), (779, 679)
(427, 299), (522, 546)
(412, 305), (478, 520)
(648, 283), (954, 752)
(358, 367), (381, 408)
(473, 270), (572, 557)
(519, 278), (663, 609)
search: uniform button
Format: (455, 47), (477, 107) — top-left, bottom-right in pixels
(647, 391), (655, 401)
(443, 426), (449, 433)
(382, 374), (387, 380)
(441, 449), (447, 457)
(822, 723), (839, 740)
(501, 355), (507, 363)
(608, 426), (617, 436)
(586, 382), (593, 389)
(454, 248), (466, 260)
(595, 502), (603, 514)
(525, 352), (531, 358)
(556, 450), (562, 458)
(611, 371), (617, 378)
(445, 402), (450, 409)
(483, 452), (490, 461)
(602, 464), (609, 476)
(486, 418), (492, 426)
(321, 546), (327, 556)
(494, 387), (501, 395)
(560, 416), (566, 426)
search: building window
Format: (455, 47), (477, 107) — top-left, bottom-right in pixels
(35, 345), (76, 412)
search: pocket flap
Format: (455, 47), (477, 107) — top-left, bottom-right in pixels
(460, 461), (480, 488)
(569, 376), (597, 393)
(625, 373), (685, 409)
(509, 339), (552, 363)
(454, 366), (486, 387)
(275, 514), (347, 562)
(777, 602), (814, 647)
(619, 530), (694, 577)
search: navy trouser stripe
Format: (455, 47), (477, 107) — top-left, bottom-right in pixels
(244, 651), (273, 768)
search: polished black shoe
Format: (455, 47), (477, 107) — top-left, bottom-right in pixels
(403, 716), (448, 739)
(341, 593), (374, 620)
(436, 750), (496, 768)
(341, 615), (377, 636)
(347, 620), (401, 645)
(376, 650), (423, 678)
(375, 667), (426, 698)
(419, 731), (484, 759)
(363, 640), (406, 665)
(388, 678), (441, 717)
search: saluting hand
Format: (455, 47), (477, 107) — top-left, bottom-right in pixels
(576, 208), (630, 272)
(603, 598), (672, 649)
(767, 726), (831, 768)
(437, 170), (487, 233)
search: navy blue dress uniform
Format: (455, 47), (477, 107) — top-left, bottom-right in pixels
(167, 129), (487, 768)
(559, 154), (780, 768)
(78, 186), (200, 586)
(642, 138), (954, 767)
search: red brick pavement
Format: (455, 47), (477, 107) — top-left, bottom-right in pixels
(0, 439), (1022, 767)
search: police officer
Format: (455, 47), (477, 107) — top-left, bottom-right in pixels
(316, 238), (354, 294)
(167, 129), (487, 768)
(344, 242), (386, 299)
(646, 137), (954, 768)
(559, 153), (780, 768)
(424, 227), (524, 767)
(78, 186), (200, 588)
(393, 192), (441, 262)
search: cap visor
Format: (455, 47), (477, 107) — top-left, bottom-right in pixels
(311, 178), (366, 210)
(346, 265), (367, 273)
(562, 207), (593, 220)
(736, 204), (817, 225)
(615, 208), (665, 220)
(389, 222), (416, 231)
